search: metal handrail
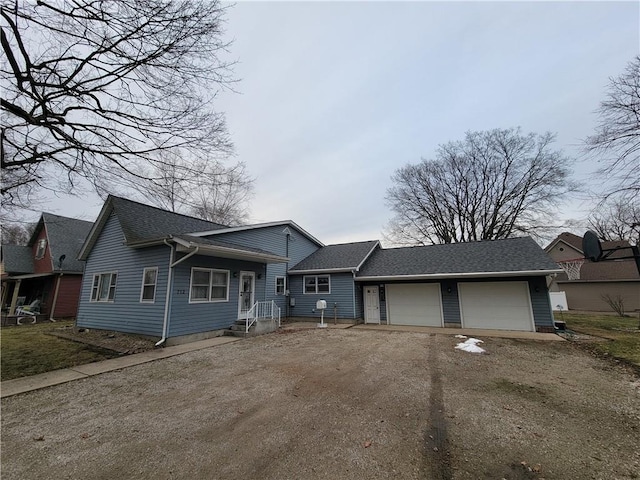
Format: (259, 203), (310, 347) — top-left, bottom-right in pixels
(245, 300), (281, 333)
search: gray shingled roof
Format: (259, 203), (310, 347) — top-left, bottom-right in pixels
(356, 237), (560, 278)
(43, 213), (94, 273)
(290, 241), (379, 272)
(174, 235), (286, 258)
(1, 245), (34, 274)
(111, 196), (226, 244)
(546, 231), (634, 260)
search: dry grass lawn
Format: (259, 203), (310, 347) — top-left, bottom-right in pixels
(0, 321), (118, 381)
(560, 312), (640, 367)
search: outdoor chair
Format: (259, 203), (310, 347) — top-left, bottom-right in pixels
(15, 299), (41, 325)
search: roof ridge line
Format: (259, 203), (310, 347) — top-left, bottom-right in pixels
(109, 195), (228, 228)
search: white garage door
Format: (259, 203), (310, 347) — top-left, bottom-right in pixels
(459, 282), (534, 331)
(386, 283), (442, 326)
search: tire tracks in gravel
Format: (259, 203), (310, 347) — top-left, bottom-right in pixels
(425, 334), (453, 480)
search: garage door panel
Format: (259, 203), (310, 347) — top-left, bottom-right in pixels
(386, 284), (442, 327)
(459, 282), (533, 331)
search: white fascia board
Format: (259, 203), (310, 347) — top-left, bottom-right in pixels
(126, 237), (176, 249)
(78, 200), (114, 260)
(288, 267), (355, 275)
(176, 242), (289, 264)
(355, 241), (381, 272)
(355, 269), (564, 282)
(187, 220), (325, 247)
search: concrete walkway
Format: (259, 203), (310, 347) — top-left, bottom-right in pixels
(351, 323), (565, 340)
(1, 336), (241, 399)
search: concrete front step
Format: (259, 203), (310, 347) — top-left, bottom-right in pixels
(223, 329), (260, 338)
(224, 317), (280, 338)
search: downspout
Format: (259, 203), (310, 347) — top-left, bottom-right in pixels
(285, 232), (290, 318)
(156, 240), (200, 347)
(352, 270), (357, 319)
(49, 274), (62, 322)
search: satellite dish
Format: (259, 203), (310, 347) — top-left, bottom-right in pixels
(582, 230), (602, 262)
(58, 254), (66, 269)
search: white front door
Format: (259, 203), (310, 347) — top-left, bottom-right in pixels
(364, 286), (380, 324)
(238, 271), (255, 318)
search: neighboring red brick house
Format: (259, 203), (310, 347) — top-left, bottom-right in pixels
(1, 213), (93, 321)
(545, 232), (640, 312)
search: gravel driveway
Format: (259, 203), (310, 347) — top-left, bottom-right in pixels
(2, 329), (639, 479)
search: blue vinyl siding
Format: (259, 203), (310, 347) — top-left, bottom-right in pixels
(212, 224), (320, 267)
(77, 215), (169, 336)
(209, 224), (320, 315)
(355, 283), (364, 319)
(266, 263), (288, 314)
(168, 256), (266, 337)
(288, 273), (358, 319)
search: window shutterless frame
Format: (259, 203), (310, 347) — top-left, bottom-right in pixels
(189, 267), (230, 303)
(140, 267), (158, 303)
(303, 275), (331, 294)
(35, 238), (47, 259)
(275, 276), (286, 295)
(90, 272), (118, 302)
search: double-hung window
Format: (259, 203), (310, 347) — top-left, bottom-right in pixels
(140, 267), (158, 303)
(190, 268), (229, 303)
(304, 275), (330, 294)
(275, 276), (286, 295)
(35, 239), (47, 259)
(91, 272), (117, 302)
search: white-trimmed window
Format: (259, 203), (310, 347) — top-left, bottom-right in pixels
(90, 272), (117, 302)
(275, 276), (286, 295)
(304, 275), (330, 294)
(189, 268), (229, 303)
(140, 267), (158, 303)
(35, 239), (47, 259)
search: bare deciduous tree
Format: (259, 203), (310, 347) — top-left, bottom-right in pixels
(588, 196), (640, 245)
(125, 149), (194, 213)
(1, 222), (34, 245)
(385, 128), (574, 245)
(586, 56), (640, 199)
(189, 162), (254, 226)
(126, 150), (254, 226)
(1, 0), (234, 212)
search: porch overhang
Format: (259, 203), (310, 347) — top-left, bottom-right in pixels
(355, 269), (563, 282)
(2, 272), (55, 281)
(288, 268), (356, 275)
(172, 236), (289, 264)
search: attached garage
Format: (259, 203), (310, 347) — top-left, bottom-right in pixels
(386, 283), (442, 326)
(458, 282), (534, 331)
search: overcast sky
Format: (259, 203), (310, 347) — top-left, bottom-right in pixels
(37, 1), (639, 245)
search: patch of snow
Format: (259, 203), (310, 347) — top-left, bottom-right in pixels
(455, 337), (485, 354)
(454, 334), (467, 339)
